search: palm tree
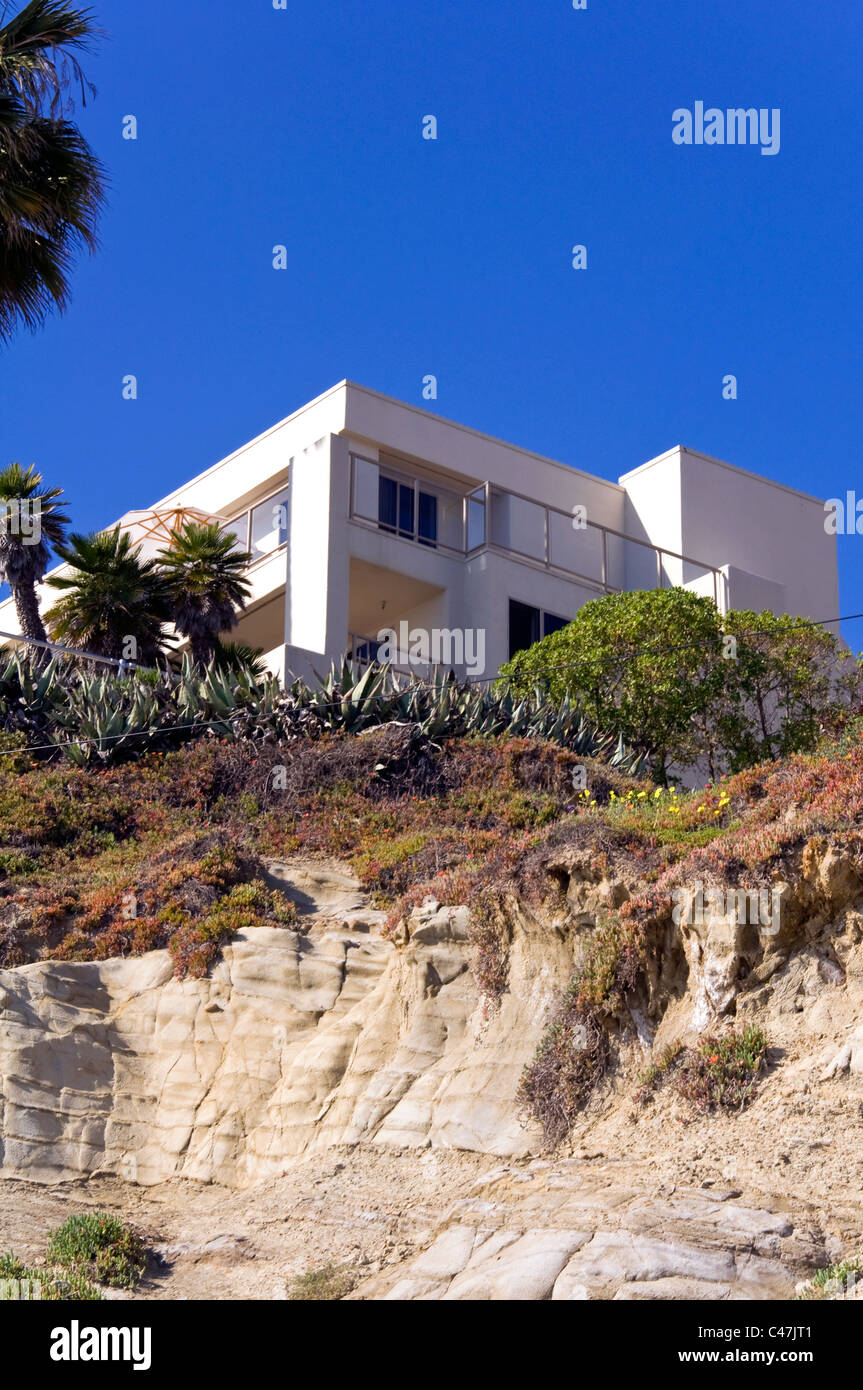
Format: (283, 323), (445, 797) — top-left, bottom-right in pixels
(0, 459), (68, 644)
(45, 527), (172, 663)
(213, 638), (268, 679)
(0, 2), (106, 342)
(158, 521), (251, 668)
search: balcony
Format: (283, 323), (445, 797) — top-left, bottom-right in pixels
(222, 483), (290, 564)
(349, 455), (725, 609)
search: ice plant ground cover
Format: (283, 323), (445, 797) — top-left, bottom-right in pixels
(0, 718), (861, 988)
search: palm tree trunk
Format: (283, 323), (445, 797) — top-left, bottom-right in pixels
(191, 634), (214, 669)
(12, 578), (48, 647)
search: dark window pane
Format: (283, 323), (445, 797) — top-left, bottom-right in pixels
(509, 599), (541, 659)
(352, 637), (382, 665)
(398, 483), (414, 536)
(418, 491), (438, 547)
(542, 611), (569, 638)
(378, 476), (398, 532)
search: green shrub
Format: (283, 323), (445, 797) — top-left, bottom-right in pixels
(46, 1212), (147, 1289)
(0, 849), (36, 877)
(796, 1258), (859, 1301)
(635, 1027), (769, 1116)
(499, 592), (861, 781)
(94, 1230), (148, 1289)
(0, 1251), (101, 1301)
(0, 730), (37, 774)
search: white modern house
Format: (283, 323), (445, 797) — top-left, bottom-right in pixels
(0, 381), (839, 680)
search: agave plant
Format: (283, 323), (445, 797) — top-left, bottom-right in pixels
(0, 642), (650, 771)
(0, 646), (61, 736)
(50, 667), (165, 764)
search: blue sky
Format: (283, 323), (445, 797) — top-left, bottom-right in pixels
(2, 0), (862, 641)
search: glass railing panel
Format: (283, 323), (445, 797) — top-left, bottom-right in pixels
(489, 488), (546, 561)
(221, 515), (250, 554)
(352, 456), (381, 525)
(435, 492), (464, 551)
(547, 510), (605, 583)
(602, 531), (625, 590)
(680, 561), (719, 604)
(466, 490), (486, 550)
(249, 485), (290, 559)
(621, 535), (663, 591)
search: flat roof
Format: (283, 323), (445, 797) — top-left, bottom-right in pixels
(128, 379), (819, 512)
(619, 444), (826, 507)
(339, 381), (626, 493)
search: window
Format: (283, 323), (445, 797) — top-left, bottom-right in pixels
(249, 485), (289, 558)
(466, 490), (486, 550)
(542, 611), (569, 639)
(378, 474), (438, 546)
(351, 636), (382, 665)
(221, 517), (249, 554)
(509, 600), (540, 659)
(378, 476), (411, 536)
(509, 601), (570, 659)
(417, 490), (438, 547)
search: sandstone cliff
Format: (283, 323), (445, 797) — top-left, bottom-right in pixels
(1, 844), (862, 1300)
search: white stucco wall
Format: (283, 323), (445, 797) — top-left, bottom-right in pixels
(342, 383), (626, 531)
(0, 383), (841, 686)
(620, 446), (838, 622)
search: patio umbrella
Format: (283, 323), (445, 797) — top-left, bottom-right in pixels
(117, 506), (231, 560)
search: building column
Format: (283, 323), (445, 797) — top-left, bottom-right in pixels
(284, 433), (350, 677)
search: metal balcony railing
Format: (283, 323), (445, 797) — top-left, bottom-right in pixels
(348, 455), (726, 611)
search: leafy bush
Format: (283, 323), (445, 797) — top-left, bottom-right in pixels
(0, 849), (36, 877)
(46, 1212), (147, 1289)
(673, 1027), (768, 1113)
(0, 729), (36, 774)
(499, 591), (861, 781)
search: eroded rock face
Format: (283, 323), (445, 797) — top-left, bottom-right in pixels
(644, 842), (863, 1052)
(2, 841), (863, 1216)
(351, 1162), (815, 1301)
(0, 867), (574, 1186)
(3, 847), (863, 1300)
